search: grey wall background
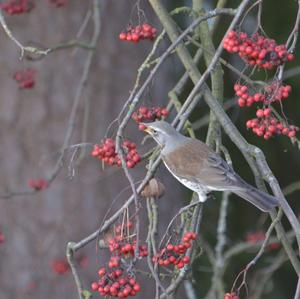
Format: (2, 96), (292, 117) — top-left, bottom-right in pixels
(0, 1), (184, 298)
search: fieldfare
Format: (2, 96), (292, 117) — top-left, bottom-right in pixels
(143, 121), (278, 212)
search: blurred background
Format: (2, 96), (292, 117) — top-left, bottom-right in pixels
(0, 0), (299, 298)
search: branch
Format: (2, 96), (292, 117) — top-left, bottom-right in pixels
(192, 0), (224, 149)
(0, 9), (50, 58)
(67, 242), (84, 299)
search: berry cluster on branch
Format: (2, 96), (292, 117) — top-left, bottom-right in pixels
(51, 259), (70, 275)
(234, 83), (298, 139)
(245, 231), (280, 251)
(28, 179), (49, 190)
(13, 68), (36, 89)
(91, 221), (147, 298)
(224, 292), (239, 299)
(224, 30), (294, 69)
(108, 221), (148, 258)
(51, 254), (87, 275)
(91, 270), (141, 298)
(132, 106), (168, 130)
(0, 231), (5, 244)
(1, 0), (67, 13)
(119, 23), (157, 43)
(0, 0), (34, 15)
(152, 231), (196, 269)
(91, 139), (141, 169)
(246, 112), (298, 139)
(234, 83), (291, 108)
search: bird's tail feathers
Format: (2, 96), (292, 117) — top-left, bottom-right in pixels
(233, 187), (278, 212)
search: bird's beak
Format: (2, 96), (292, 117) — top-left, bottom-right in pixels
(141, 123), (153, 135)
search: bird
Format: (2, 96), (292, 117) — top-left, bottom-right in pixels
(143, 120), (278, 212)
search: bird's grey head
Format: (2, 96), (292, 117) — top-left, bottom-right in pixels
(143, 121), (186, 150)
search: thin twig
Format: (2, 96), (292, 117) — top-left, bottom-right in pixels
(0, 9), (50, 58)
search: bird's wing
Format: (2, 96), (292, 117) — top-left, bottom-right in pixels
(201, 154), (245, 190)
(162, 139), (245, 191)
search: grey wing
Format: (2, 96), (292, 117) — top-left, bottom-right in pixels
(197, 154), (246, 190)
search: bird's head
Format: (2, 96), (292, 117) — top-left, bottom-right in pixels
(142, 121), (183, 149)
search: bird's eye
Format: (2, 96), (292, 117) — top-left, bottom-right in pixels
(152, 129), (158, 135)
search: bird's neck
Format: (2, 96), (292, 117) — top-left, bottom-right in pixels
(162, 134), (188, 155)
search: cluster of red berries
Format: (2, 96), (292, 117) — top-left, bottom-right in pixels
(0, 0), (34, 15)
(152, 231), (196, 269)
(91, 139), (141, 169)
(51, 254), (87, 275)
(246, 110), (298, 139)
(91, 269), (141, 298)
(132, 106), (168, 131)
(245, 231), (265, 244)
(49, 0), (67, 7)
(28, 178), (49, 190)
(245, 231), (280, 251)
(51, 259), (70, 275)
(91, 221), (146, 298)
(234, 83), (298, 139)
(224, 292), (239, 299)
(234, 83), (292, 107)
(108, 222), (148, 258)
(119, 23), (157, 43)
(0, 231), (5, 244)
(224, 31), (294, 69)
(13, 68), (36, 89)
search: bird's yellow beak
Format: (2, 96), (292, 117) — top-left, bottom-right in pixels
(142, 124), (153, 135)
(143, 127), (152, 134)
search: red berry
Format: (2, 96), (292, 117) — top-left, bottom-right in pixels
(288, 130), (296, 138)
(183, 242), (191, 248)
(123, 288), (130, 296)
(182, 256), (190, 264)
(263, 108), (271, 117)
(132, 154), (141, 163)
(167, 244), (174, 251)
(91, 282), (98, 291)
(138, 123), (147, 131)
(161, 108), (168, 116)
(282, 128), (289, 135)
(142, 23), (152, 32)
(253, 93), (262, 102)
(139, 106), (148, 114)
(131, 33), (140, 42)
(119, 32), (127, 40)
(98, 267), (106, 276)
(268, 125), (276, 133)
(163, 259), (170, 266)
(287, 53), (294, 61)
(169, 256), (176, 263)
(238, 98), (246, 107)
(256, 109), (264, 118)
(129, 278), (136, 286)
(133, 283), (141, 292)
(246, 120), (253, 128)
(119, 278), (126, 286)
(126, 34), (132, 41)
(126, 161), (134, 168)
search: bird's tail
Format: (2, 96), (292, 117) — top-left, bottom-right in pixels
(233, 186), (278, 212)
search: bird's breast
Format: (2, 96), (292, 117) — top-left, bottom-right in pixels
(162, 159), (210, 194)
